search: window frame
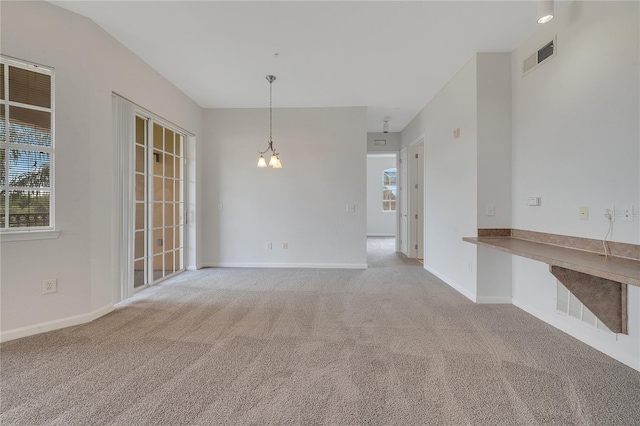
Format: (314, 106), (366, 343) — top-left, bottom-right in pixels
(0, 55), (56, 239)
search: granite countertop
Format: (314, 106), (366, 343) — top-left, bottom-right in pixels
(463, 236), (640, 287)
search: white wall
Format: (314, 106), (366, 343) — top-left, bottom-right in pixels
(476, 53), (513, 303)
(0, 1), (203, 337)
(401, 57), (479, 300)
(477, 53), (512, 230)
(202, 107), (367, 268)
(511, 1), (639, 369)
(367, 132), (400, 152)
(367, 155), (396, 236)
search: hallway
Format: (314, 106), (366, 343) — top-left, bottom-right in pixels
(366, 237), (420, 268)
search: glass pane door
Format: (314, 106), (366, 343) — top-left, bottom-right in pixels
(150, 122), (184, 283)
(133, 115), (185, 289)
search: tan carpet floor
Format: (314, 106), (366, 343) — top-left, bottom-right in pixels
(1, 237), (639, 425)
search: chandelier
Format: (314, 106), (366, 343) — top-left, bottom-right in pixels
(257, 75), (282, 168)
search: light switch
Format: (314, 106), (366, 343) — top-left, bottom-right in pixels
(579, 206), (589, 221)
(527, 197), (541, 206)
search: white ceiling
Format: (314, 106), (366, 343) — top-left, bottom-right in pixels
(51, 1), (563, 132)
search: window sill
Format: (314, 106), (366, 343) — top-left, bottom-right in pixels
(0, 229), (61, 243)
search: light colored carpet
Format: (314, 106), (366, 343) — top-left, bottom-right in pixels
(2, 237), (639, 425)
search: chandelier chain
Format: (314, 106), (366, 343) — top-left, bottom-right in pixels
(257, 74), (281, 168)
(269, 78), (273, 142)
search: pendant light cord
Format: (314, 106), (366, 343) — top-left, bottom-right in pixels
(258, 75), (279, 160)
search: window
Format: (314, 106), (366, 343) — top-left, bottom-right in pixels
(0, 56), (54, 230)
(382, 168), (396, 212)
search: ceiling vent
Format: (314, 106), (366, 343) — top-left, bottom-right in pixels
(373, 139), (387, 146)
(523, 37), (556, 76)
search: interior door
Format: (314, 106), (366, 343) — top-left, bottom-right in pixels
(399, 148), (408, 255)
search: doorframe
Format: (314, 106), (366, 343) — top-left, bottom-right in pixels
(365, 150), (400, 250)
(407, 134), (425, 259)
(112, 92), (195, 303)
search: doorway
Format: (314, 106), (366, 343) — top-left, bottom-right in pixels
(134, 115), (186, 290)
(366, 153), (397, 239)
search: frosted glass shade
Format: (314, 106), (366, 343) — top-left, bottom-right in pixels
(274, 157), (282, 169)
(257, 155), (267, 167)
(268, 154), (278, 167)
(537, 0), (554, 23)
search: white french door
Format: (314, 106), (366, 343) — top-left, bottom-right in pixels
(133, 115), (185, 289)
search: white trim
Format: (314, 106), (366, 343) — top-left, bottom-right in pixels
(202, 262), (368, 269)
(0, 304), (114, 343)
(423, 264), (476, 302)
(0, 229), (60, 242)
(409, 133), (426, 147)
(512, 298), (639, 372)
(476, 296), (512, 304)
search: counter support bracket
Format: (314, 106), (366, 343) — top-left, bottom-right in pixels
(550, 265), (628, 334)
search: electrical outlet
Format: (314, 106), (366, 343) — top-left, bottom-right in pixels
(282, 242), (288, 249)
(618, 204), (634, 222)
(266, 242), (272, 250)
(43, 279), (57, 294)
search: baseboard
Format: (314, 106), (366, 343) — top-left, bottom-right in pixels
(476, 296), (512, 304)
(512, 298), (639, 372)
(423, 264), (476, 302)
(0, 304), (114, 343)
(202, 262), (368, 269)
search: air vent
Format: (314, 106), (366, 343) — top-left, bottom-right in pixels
(523, 36), (556, 76)
(556, 281), (614, 335)
(373, 139), (387, 146)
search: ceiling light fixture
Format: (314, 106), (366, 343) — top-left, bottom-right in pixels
(257, 75), (282, 168)
(537, 0), (554, 24)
